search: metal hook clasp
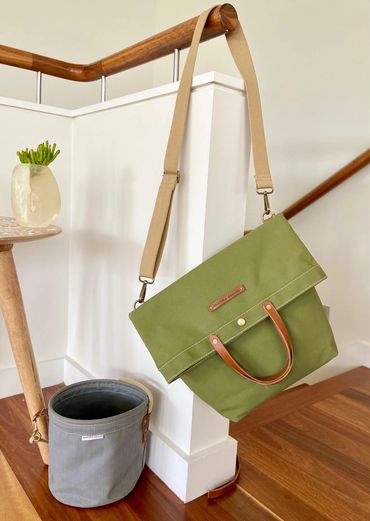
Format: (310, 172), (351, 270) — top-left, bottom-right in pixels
(263, 191), (270, 212)
(133, 277), (154, 309)
(29, 409), (48, 444)
(258, 189), (274, 222)
(134, 281), (147, 309)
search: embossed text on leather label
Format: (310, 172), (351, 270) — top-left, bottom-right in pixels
(208, 284), (246, 312)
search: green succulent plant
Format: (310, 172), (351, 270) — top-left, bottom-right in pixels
(17, 141), (60, 166)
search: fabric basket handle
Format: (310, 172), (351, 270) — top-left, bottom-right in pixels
(209, 301), (294, 384)
(138, 5), (273, 284)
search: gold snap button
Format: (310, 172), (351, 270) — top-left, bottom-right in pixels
(237, 318), (246, 326)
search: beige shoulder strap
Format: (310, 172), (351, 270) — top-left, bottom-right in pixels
(138, 6), (272, 283)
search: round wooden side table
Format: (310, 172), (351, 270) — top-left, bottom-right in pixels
(0, 217), (61, 464)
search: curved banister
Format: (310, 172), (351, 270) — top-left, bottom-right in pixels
(2, 3), (367, 216)
(0, 4), (237, 82)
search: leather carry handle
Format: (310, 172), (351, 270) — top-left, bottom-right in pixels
(208, 456), (240, 499)
(119, 377), (153, 444)
(138, 5), (272, 282)
(209, 301), (294, 385)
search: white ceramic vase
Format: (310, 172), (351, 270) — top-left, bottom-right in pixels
(11, 163), (61, 227)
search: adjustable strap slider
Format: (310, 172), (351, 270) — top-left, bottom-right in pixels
(163, 171), (180, 184)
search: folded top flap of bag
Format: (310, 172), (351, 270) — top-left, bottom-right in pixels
(129, 214), (326, 383)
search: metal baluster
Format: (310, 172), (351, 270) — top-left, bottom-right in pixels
(172, 49), (180, 82)
(101, 75), (107, 102)
(36, 71), (42, 104)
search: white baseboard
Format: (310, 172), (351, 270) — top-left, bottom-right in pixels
(64, 355), (95, 384)
(0, 356), (64, 400)
(147, 425), (237, 502)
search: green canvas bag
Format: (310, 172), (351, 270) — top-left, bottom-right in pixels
(129, 7), (337, 422)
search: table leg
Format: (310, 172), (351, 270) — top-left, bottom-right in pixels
(0, 244), (48, 464)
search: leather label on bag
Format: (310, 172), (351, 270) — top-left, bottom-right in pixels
(208, 285), (246, 312)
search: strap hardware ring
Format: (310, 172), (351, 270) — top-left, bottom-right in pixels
(260, 190), (275, 221)
(29, 408), (48, 444)
(134, 277), (155, 309)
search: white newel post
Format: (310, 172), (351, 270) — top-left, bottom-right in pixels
(145, 83), (249, 502)
(67, 75), (249, 502)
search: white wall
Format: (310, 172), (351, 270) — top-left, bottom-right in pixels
(0, 104), (71, 393)
(154, 1), (369, 151)
(0, 0), (156, 108)
(290, 164), (370, 382)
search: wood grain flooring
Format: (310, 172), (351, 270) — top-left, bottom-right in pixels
(0, 366), (369, 520)
(0, 450), (41, 521)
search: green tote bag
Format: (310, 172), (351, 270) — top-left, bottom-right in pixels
(129, 7), (337, 422)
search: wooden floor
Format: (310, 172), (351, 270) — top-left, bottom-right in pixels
(0, 366), (369, 520)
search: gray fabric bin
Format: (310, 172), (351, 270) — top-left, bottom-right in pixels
(48, 379), (151, 507)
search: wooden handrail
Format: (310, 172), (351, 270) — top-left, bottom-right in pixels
(244, 149), (370, 234)
(0, 4), (237, 82)
(282, 149), (370, 219)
